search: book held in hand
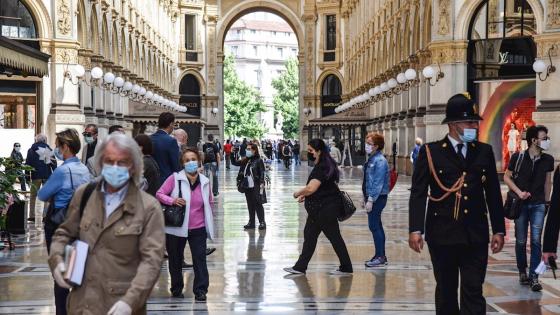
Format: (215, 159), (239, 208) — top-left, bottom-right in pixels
(63, 240), (88, 286)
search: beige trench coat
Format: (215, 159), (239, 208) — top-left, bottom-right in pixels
(48, 181), (165, 315)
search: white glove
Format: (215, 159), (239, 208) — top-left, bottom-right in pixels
(366, 200), (374, 213)
(107, 301), (132, 315)
(52, 262), (72, 289)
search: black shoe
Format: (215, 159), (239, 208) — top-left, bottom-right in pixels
(519, 272), (530, 285)
(530, 278), (543, 292)
(244, 224), (255, 230)
(27, 217), (35, 222)
(258, 222), (266, 230)
(172, 292), (184, 298)
(194, 292), (207, 301)
(206, 247), (216, 256)
(182, 261), (193, 269)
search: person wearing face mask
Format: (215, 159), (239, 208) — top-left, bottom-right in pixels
(157, 148), (214, 301)
(37, 128), (91, 315)
(504, 125), (554, 292)
(284, 139), (353, 276)
(47, 133), (165, 315)
(231, 143), (267, 230)
(10, 142), (27, 191)
(409, 93), (505, 315)
(81, 124), (98, 164)
(362, 133), (390, 267)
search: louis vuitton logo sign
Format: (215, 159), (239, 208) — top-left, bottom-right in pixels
(499, 52), (509, 64)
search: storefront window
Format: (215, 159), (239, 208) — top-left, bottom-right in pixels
(321, 75), (342, 117)
(0, 0), (37, 39)
(0, 96), (36, 129)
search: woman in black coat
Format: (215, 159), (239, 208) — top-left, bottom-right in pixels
(231, 143), (266, 230)
(10, 142), (26, 191)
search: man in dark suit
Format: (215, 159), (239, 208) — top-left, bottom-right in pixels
(408, 93), (505, 315)
(151, 112), (180, 183)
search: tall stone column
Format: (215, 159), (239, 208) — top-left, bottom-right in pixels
(46, 0), (86, 146)
(533, 33), (560, 161)
(301, 8), (317, 144)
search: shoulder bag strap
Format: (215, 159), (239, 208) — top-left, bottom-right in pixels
(68, 167), (74, 189)
(513, 151), (525, 179)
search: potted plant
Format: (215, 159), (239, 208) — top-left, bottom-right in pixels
(0, 157), (33, 247)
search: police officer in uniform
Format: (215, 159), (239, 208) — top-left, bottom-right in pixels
(408, 93), (505, 315)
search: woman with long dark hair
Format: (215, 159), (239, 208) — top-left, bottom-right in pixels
(231, 143), (267, 230)
(284, 139), (353, 275)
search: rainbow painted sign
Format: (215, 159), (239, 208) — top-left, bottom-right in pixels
(477, 80), (536, 169)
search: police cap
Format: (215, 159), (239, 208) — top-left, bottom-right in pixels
(441, 93), (483, 124)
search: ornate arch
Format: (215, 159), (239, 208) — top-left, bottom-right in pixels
(112, 22), (119, 63)
(101, 14), (110, 58)
(217, 0), (304, 53)
(178, 70), (206, 95)
(455, 0), (544, 39)
(316, 69), (344, 96)
(421, 0), (432, 49)
(20, 0), (53, 39)
(76, 0), (87, 48)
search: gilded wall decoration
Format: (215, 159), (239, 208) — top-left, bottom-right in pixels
(547, 0), (560, 29)
(437, 0), (450, 36)
(305, 21), (315, 96)
(207, 21), (216, 94)
(57, 0), (72, 35)
(429, 41), (468, 64)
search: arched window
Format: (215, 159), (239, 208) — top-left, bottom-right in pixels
(321, 74), (342, 117)
(321, 74), (341, 97)
(179, 74), (201, 117)
(0, 0), (37, 39)
(469, 0), (536, 40)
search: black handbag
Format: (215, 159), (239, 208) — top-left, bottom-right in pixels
(337, 188), (356, 222)
(162, 180), (186, 227)
(504, 151), (525, 220)
(260, 186), (268, 204)
(237, 162), (254, 193)
(45, 168), (75, 227)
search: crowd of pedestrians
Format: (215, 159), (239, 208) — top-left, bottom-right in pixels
(7, 92), (560, 315)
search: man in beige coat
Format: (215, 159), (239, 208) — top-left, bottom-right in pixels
(48, 133), (165, 315)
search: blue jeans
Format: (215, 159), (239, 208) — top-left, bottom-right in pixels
(367, 195), (388, 257)
(204, 162), (219, 195)
(515, 202), (546, 278)
(294, 153), (300, 165)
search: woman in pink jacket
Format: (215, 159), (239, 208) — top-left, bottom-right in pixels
(156, 148), (214, 301)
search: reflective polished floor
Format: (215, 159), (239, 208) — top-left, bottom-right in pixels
(2, 163), (560, 314)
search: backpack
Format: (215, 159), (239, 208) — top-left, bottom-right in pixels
(205, 144), (217, 162)
(282, 145), (291, 156)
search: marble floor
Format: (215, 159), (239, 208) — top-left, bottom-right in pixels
(1, 163), (560, 314)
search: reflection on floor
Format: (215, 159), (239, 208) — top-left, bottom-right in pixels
(1, 163), (560, 314)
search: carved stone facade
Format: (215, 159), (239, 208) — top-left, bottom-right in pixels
(6, 0), (560, 168)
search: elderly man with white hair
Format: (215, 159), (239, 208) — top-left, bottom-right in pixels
(48, 133), (165, 315)
(24, 133), (57, 222)
(173, 128), (189, 151)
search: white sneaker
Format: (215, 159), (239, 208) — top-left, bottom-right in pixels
(283, 267), (304, 275)
(329, 268), (353, 276)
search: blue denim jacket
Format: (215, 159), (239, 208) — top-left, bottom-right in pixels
(38, 157), (92, 209)
(364, 151), (390, 202)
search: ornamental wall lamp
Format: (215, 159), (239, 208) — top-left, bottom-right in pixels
(211, 107), (219, 117)
(63, 64), (186, 112)
(422, 63), (445, 86)
(303, 107), (312, 116)
(533, 45), (557, 82)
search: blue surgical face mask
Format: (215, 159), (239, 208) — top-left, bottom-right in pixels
(101, 164), (130, 188)
(459, 128), (477, 143)
(84, 136), (94, 144)
(54, 147), (64, 160)
(365, 144), (374, 155)
(184, 161), (199, 174)
(245, 150), (254, 158)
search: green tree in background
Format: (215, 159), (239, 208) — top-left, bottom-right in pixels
(272, 58), (299, 139)
(223, 54), (266, 139)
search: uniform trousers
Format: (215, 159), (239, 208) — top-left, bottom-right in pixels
(428, 242), (488, 315)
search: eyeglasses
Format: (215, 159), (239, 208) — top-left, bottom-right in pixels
(82, 132), (92, 137)
(14, 145), (21, 147)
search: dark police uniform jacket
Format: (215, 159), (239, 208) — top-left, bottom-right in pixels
(409, 136), (505, 245)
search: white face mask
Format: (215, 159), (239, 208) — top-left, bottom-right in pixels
(539, 139), (551, 151)
(365, 144), (374, 154)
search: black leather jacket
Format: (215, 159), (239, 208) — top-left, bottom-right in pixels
(231, 155), (265, 187)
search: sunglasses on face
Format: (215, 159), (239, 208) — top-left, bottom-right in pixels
(82, 132), (92, 137)
(14, 145), (20, 147)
